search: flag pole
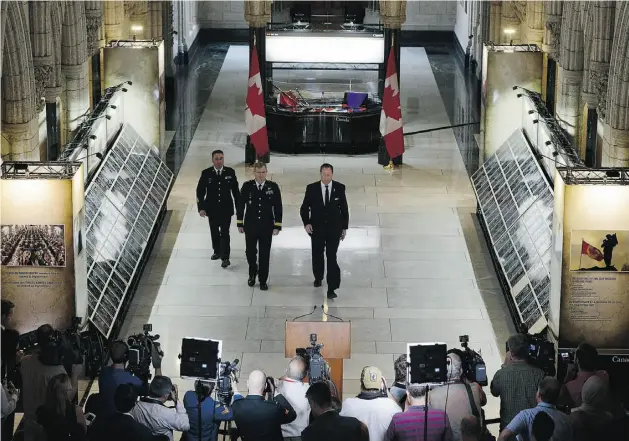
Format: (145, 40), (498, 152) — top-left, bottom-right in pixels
(384, 33), (395, 171)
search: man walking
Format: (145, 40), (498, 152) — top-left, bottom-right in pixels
(300, 163), (349, 299)
(237, 162), (282, 291)
(196, 150), (240, 268)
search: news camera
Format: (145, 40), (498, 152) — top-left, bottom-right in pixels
(506, 329), (556, 377)
(126, 324), (162, 382)
(447, 335), (488, 386)
(216, 358), (240, 406)
(296, 333), (330, 384)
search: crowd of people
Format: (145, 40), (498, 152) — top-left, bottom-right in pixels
(2, 300), (628, 441)
(1, 225), (66, 267)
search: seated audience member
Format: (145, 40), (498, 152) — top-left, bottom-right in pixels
(569, 376), (615, 441)
(301, 382), (368, 441)
(89, 384), (168, 441)
(531, 412), (555, 441)
(389, 355), (408, 410)
(231, 370), (296, 441)
(460, 416), (482, 441)
(498, 376), (572, 441)
(490, 334), (545, 430)
(36, 373), (87, 441)
(20, 325), (82, 441)
(98, 340), (163, 415)
(559, 343), (609, 408)
(340, 366), (402, 441)
(385, 383), (453, 441)
(183, 379), (242, 441)
(130, 376), (190, 441)
(276, 357), (311, 440)
(429, 353), (486, 441)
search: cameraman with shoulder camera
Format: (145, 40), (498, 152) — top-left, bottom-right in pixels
(98, 339), (163, 415)
(182, 378), (243, 441)
(490, 334), (544, 431)
(429, 352), (487, 441)
(130, 375), (190, 440)
(19, 324), (83, 441)
(558, 342), (609, 409)
(232, 370), (297, 441)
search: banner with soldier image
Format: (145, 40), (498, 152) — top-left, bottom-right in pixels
(570, 230), (629, 272)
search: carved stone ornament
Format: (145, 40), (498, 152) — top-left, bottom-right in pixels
(34, 65), (53, 113)
(379, 0), (406, 29)
(545, 20), (561, 61)
(86, 16), (101, 56)
(124, 1), (145, 18)
(590, 63), (610, 120)
(244, 0), (272, 28)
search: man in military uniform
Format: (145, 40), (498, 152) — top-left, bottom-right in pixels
(196, 150), (240, 268)
(236, 162), (282, 291)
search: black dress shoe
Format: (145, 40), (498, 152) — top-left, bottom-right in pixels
(327, 290), (337, 299)
(260, 283), (269, 291)
(221, 259), (230, 268)
(313, 280), (322, 287)
(211, 254), (220, 260)
(247, 276), (255, 287)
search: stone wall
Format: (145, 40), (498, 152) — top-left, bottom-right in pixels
(198, 0), (248, 29)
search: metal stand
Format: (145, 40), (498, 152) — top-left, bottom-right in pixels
(378, 139), (403, 167)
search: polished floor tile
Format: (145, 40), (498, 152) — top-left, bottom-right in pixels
(123, 46), (514, 423)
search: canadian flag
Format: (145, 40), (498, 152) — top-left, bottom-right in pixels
(379, 49), (404, 159)
(245, 47), (269, 157)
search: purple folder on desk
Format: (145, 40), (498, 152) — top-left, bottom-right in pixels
(343, 92), (368, 108)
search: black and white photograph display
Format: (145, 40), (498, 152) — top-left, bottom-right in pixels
(571, 231), (629, 272)
(1, 224), (66, 267)
(85, 125), (173, 337)
(472, 130), (554, 332)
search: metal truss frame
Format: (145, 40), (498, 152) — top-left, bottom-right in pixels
(1, 161), (82, 180)
(558, 167), (629, 185)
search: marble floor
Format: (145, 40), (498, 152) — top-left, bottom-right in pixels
(119, 45), (515, 428)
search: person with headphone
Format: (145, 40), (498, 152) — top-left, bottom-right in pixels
(182, 379), (242, 441)
(98, 340), (163, 416)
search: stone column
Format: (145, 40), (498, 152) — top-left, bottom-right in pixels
(501, 0), (521, 44)
(85, 1), (104, 106)
(543, 1), (563, 59)
(556, 1), (584, 145)
(489, 1), (503, 43)
(104, 0), (124, 41)
(148, 1), (163, 39)
(378, 0), (405, 166)
(125, 0), (149, 40)
(525, 1), (544, 47)
(244, 0), (272, 164)
(586, 1), (616, 120)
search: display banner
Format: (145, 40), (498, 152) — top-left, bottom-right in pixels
(1, 167), (86, 334)
(481, 45), (543, 162)
(552, 179), (629, 349)
(103, 41), (165, 157)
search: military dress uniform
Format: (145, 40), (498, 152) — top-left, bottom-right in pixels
(236, 179), (283, 289)
(196, 167), (240, 264)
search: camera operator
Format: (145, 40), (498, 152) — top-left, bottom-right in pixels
(340, 366), (401, 441)
(276, 357), (311, 441)
(231, 370), (297, 441)
(182, 378), (243, 441)
(19, 324), (83, 441)
(1, 299), (21, 440)
(389, 355), (408, 410)
(98, 340), (163, 415)
(490, 334), (544, 431)
(558, 343), (609, 409)
(130, 375), (190, 440)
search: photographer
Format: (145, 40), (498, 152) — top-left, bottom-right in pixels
(130, 375), (190, 440)
(182, 379), (243, 441)
(276, 357), (311, 441)
(19, 324), (82, 441)
(389, 355), (408, 410)
(558, 343), (609, 409)
(231, 370), (297, 441)
(490, 334), (544, 431)
(428, 352), (486, 441)
(98, 339), (163, 415)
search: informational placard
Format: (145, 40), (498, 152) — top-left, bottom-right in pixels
(472, 130), (554, 332)
(85, 125), (173, 338)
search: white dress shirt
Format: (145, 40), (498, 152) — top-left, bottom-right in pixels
(214, 167), (223, 175)
(277, 379), (311, 437)
(256, 180), (266, 191)
(320, 181), (332, 205)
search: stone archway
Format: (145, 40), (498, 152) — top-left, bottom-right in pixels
(1, 1), (38, 160)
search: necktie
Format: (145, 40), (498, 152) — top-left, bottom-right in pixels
(325, 185), (329, 206)
(217, 169), (221, 176)
(258, 184), (263, 192)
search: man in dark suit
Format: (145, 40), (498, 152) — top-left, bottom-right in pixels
(236, 162), (283, 291)
(302, 382), (368, 441)
(231, 370), (296, 441)
(196, 149), (240, 268)
(89, 384), (167, 441)
(299, 163), (349, 299)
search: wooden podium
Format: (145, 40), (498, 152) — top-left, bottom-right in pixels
(285, 321), (351, 397)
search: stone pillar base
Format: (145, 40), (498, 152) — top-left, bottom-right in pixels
(1, 119), (40, 161)
(602, 124), (629, 167)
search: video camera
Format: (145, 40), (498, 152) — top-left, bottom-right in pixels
(126, 324), (162, 382)
(506, 330), (556, 377)
(216, 358), (240, 406)
(296, 333), (330, 384)
(447, 335), (488, 386)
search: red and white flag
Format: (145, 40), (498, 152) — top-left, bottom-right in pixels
(245, 47), (269, 157)
(379, 49), (404, 159)
(581, 240), (604, 261)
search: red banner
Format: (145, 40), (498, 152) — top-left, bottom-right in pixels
(581, 240), (604, 261)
